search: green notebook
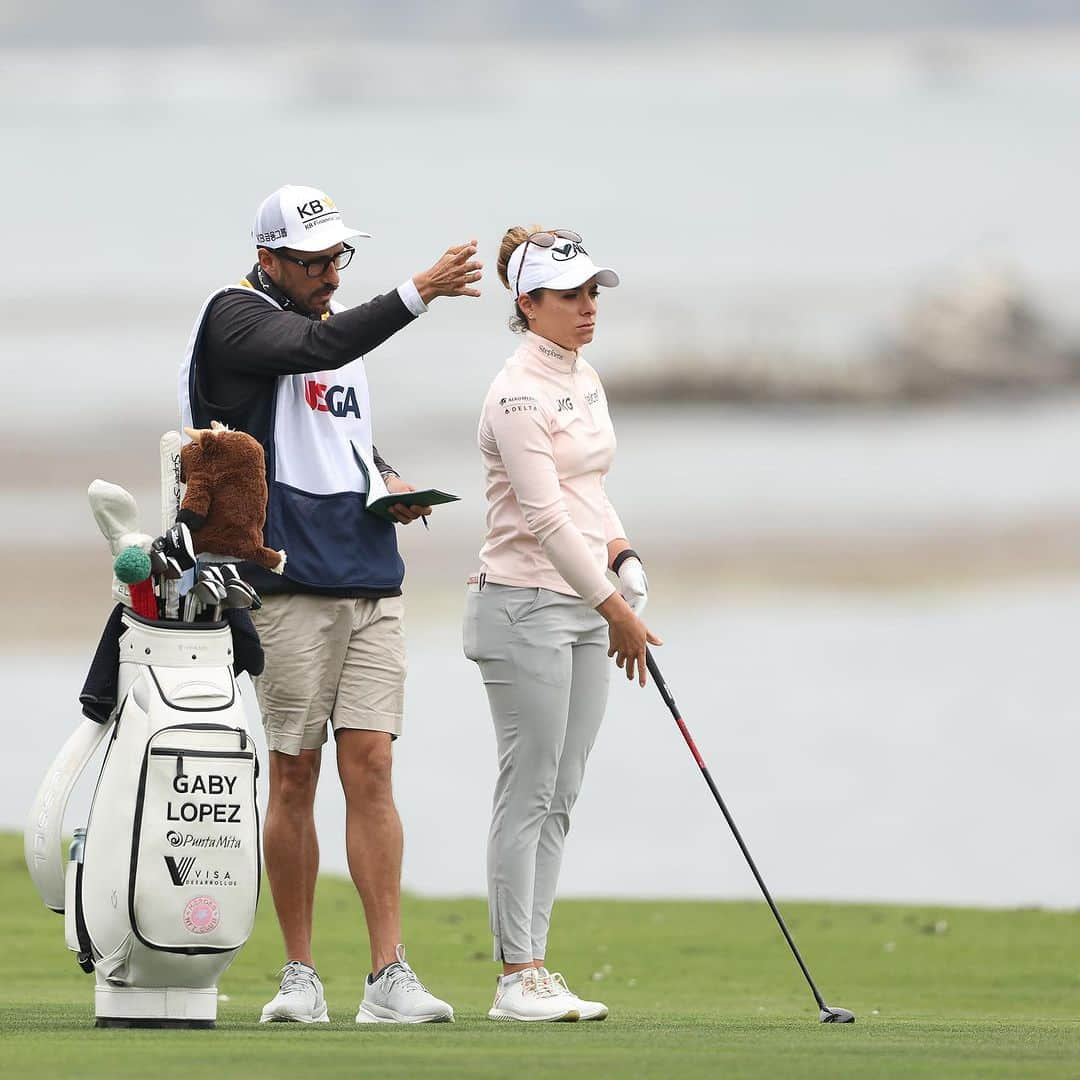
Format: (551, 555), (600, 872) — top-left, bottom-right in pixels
(351, 441), (461, 523)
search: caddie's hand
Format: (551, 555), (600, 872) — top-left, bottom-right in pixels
(617, 557), (648, 615)
(413, 240), (483, 304)
(384, 476), (432, 525)
(597, 592), (663, 687)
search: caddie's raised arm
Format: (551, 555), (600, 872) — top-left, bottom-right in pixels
(197, 191), (481, 387)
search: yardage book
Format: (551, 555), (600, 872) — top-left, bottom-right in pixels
(351, 441), (460, 523)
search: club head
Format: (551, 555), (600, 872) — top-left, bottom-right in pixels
(220, 564), (242, 582)
(202, 565), (225, 585)
(150, 549), (169, 575)
(164, 557), (183, 581)
(165, 523), (197, 570)
(820, 1006), (856, 1024)
(192, 580), (218, 606)
(225, 581), (254, 609)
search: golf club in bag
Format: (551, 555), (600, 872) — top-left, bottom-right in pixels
(645, 649), (855, 1024)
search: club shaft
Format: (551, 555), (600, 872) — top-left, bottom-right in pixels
(645, 648), (828, 1012)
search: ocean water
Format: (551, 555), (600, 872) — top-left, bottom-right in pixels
(7, 579), (1080, 906)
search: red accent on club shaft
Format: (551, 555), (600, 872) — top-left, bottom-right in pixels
(675, 718), (707, 770)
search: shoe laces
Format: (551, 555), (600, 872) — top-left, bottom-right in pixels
(537, 969), (576, 999)
(521, 968), (561, 999)
(278, 961), (316, 996)
(382, 962), (430, 997)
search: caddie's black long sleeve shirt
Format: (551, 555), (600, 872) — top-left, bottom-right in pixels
(194, 265), (415, 474)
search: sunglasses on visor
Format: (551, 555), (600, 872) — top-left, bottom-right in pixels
(514, 229), (584, 297)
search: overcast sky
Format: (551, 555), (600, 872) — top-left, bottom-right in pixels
(3, 0), (1079, 46)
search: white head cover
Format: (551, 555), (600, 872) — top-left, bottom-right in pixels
(507, 233), (620, 299)
(252, 184), (371, 252)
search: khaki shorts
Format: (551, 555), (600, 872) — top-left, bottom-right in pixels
(251, 592), (407, 755)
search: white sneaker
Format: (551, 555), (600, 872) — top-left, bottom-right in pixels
(259, 961), (330, 1023)
(487, 968), (581, 1022)
(540, 969), (609, 1021)
(355, 945), (454, 1024)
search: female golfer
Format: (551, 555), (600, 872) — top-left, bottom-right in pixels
(464, 226), (660, 1022)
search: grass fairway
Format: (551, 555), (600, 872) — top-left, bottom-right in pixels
(1, 832), (1077, 1078)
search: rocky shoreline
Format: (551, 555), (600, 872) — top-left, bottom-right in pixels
(607, 270), (1079, 406)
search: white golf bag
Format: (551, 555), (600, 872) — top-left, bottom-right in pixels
(25, 611), (260, 1028)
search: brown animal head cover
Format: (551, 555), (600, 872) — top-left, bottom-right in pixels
(184, 421), (262, 465)
(179, 422), (286, 573)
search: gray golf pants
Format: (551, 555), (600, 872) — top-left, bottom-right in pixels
(463, 583), (610, 964)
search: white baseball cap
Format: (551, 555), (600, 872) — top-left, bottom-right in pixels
(508, 231), (620, 299)
(252, 184), (371, 252)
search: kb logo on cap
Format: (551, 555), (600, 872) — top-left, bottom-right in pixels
(297, 196), (337, 219)
(551, 241), (586, 262)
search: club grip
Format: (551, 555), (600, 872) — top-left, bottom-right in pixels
(646, 648), (678, 717)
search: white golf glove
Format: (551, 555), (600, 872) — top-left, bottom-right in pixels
(617, 556), (648, 615)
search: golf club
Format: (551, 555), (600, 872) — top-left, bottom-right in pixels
(645, 648), (855, 1024)
(164, 522), (197, 571)
(150, 546), (170, 617)
(224, 579), (255, 611)
(190, 578), (225, 622)
(220, 564), (262, 609)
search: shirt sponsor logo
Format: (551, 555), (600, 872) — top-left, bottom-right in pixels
(556, 397), (574, 412)
(500, 394), (538, 415)
(305, 379), (363, 419)
(585, 388), (600, 406)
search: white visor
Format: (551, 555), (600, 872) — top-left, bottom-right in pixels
(508, 235), (620, 299)
(252, 184), (371, 252)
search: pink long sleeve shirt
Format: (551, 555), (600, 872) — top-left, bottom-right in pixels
(476, 332), (626, 608)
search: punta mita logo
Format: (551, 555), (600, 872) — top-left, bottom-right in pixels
(305, 379), (362, 418)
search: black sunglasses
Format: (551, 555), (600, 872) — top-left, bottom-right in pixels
(273, 244), (355, 278)
(514, 229), (584, 298)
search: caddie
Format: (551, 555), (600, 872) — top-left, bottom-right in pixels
(179, 184), (482, 1024)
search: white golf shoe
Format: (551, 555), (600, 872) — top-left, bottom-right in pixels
(487, 968), (581, 1022)
(355, 945), (454, 1024)
(259, 961), (330, 1024)
(539, 969), (609, 1021)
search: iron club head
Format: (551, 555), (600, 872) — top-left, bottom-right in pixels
(224, 580), (254, 610)
(192, 580), (220, 606)
(820, 1006), (856, 1024)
